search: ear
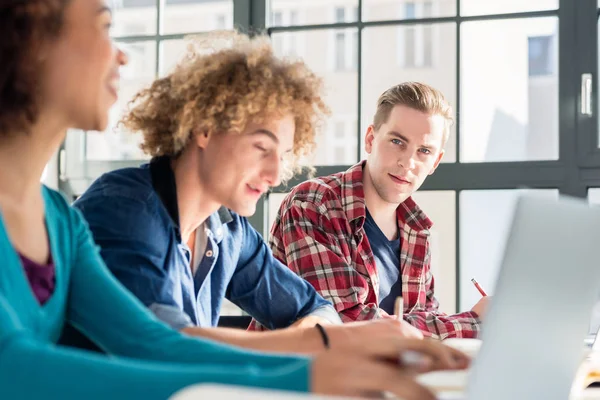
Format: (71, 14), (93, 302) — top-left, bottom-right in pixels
(194, 128), (211, 150)
(364, 125), (376, 155)
(428, 149), (445, 176)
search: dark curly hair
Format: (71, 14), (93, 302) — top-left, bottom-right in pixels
(0, 0), (69, 135)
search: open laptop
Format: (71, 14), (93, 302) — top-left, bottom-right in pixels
(439, 195), (600, 400)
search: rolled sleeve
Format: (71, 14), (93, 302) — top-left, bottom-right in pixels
(227, 217), (333, 330)
(307, 305), (343, 325)
(149, 303), (195, 331)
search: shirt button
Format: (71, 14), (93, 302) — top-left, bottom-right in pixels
(205, 250), (214, 257)
(216, 228), (222, 236)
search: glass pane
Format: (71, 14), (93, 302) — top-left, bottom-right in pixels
(272, 29), (359, 166)
(362, 0), (456, 22)
(598, 16), (600, 147)
(587, 187), (600, 335)
(164, 0), (233, 34)
(411, 191), (456, 314)
(267, 193), (289, 233)
(111, 1), (157, 36)
(268, 0), (358, 27)
(459, 189), (558, 311)
(86, 41), (156, 160)
(361, 24), (457, 163)
(461, 0), (557, 16)
(460, 18), (559, 162)
(589, 188), (600, 205)
(160, 39), (189, 76)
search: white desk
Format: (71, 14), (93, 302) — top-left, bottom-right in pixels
(170, 384), (600, 400)
(169, 385), (354, 400)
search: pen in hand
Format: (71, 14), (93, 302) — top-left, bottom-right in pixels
(471, 278), (487, 297)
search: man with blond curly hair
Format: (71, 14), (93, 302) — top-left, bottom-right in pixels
(70, 32), (424, 355)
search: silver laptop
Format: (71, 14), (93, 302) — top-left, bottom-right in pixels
(442, 195), (600, 400)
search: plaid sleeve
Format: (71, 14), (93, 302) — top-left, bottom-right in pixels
(268, 197), (392, 323)
(403, 242), (482, 340)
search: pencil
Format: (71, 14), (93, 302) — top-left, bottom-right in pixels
(471, 278), (487, 297)
(394, 296), (403, 319)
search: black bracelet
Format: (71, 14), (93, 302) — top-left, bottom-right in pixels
(315, 323), (330, 349)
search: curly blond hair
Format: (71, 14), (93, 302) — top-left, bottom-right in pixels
(120, 31), (329, 180)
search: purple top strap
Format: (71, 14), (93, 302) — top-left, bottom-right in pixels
(20, 252), (55, 305)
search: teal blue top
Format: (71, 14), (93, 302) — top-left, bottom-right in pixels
(0, 186), (311, 399)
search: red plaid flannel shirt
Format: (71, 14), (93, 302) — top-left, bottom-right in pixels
(250, 162), (480, 339)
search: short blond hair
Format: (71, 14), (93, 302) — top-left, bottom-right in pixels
(373, 82), (453, 145)
(120, 31), (329, 180)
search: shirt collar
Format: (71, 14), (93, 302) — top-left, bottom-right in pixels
(340, 160), (433, 232)
(149, 155), (233, 244)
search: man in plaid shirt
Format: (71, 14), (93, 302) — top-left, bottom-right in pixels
(265, 82), (488, 339)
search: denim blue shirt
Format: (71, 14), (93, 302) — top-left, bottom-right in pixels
(74, 157), (339, 329)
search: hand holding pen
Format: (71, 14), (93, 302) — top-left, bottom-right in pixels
(470, 277), (490, 320)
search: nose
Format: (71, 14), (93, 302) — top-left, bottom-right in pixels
(115, 45), (129, 67)
(398, 151), (416, 171)
(262, 153), (282, 188)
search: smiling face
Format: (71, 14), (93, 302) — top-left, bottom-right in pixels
(364, 104), (445, 206)
(194, 114), (295, 217)
(39, 0), (127, 131)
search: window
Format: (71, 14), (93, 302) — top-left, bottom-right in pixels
(397, 2), (435, 68)
(164, 0), (233, 34)
(460, 18), (559, 162)
(216, 14), (227, 30)
(333, 6), (358, 71)
(335, 32), (346, 71)
(405, 3), (416, 19)
(335, 7), (345, 22)
(321, 118), (357, 165)
(334, 147), (346, 164)
(266, 0), (598, 313)
(334, 121), (346, 139)
(270, 9), (302, 57)
(528, 36), (554, 76)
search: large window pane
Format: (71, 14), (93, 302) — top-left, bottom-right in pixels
(460, 0), (557, 16)
(459, 189), (558, 311)
(460, 18), (558, 162)
(268, 0), (358, 27)
(362, 0), (456, 22)
(86, 41), (156, 161)
(160, 39), (189, 76)
(597, 16), (600, 147)
(111, 1), (157, 36)
(587, 189), (600, 334)
(361, 24), (457, 163)
(589, 188), (600, 205)
(272, 29), (358, 166)
(163, 0), (233, 34)
(267, 193), (289, 232)
(411, 191), (456, 314)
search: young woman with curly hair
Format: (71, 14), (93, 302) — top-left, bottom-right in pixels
(0, 1), (468, 399)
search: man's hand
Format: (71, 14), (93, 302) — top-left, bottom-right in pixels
(311, 337), (470, 400)
(326, 319), (424, 350)
(470, 296), (491, 320)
